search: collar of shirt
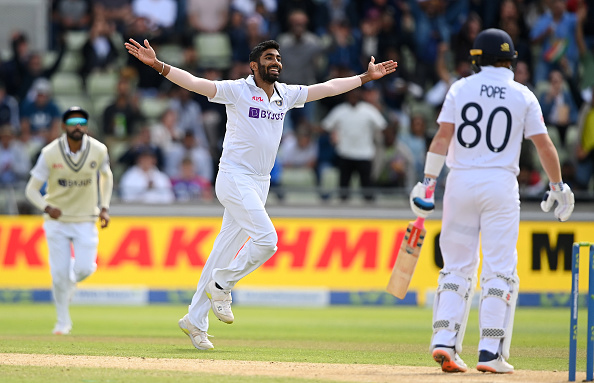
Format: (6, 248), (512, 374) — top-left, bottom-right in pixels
(60, 133), (89, 157)
(246, 75), (283, 104)
(479, 66), (514, 81)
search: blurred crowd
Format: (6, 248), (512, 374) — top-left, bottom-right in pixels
(1, 0), (593, 212)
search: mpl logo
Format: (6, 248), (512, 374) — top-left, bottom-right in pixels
(249, 107), (260, 119)
(52, 163), (64, 169)
(252, 96), (264, 102)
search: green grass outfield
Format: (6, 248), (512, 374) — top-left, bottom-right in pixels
(0, 304), (584, 382)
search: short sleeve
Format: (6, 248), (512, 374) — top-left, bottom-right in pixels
(29, 152), (50, 182)
(321, 106), (340, 131)
(208, 80), (240, 105)
(523, 91), (548, 138)
(436, 86), (456, 124)
(284, 84), (308, 109)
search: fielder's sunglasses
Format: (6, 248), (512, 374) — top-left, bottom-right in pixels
(65, 117), (88, 126)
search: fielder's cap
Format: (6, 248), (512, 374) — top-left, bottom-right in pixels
(62, 106), (89, 123)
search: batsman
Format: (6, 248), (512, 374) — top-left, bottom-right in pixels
(409, 28), (575, 374)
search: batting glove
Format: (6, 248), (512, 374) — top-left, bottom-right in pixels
(410, 178), (436, 218)
(540, 182), (575, 222)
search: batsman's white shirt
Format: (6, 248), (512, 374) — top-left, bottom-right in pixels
(438, 66), (547, 175)
(432, 66), (548, 353)
(209, 75), (308, 175)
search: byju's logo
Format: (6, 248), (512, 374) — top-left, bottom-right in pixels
(249, 107), (260, 119)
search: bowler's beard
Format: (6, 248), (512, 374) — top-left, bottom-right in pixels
(67, 130), (84, 141)
(258, 62), (280, 84)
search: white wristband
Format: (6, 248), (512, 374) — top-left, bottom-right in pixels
(424, 152), (446, 177)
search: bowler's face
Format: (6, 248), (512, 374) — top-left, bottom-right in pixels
(257, 48), (282, 83)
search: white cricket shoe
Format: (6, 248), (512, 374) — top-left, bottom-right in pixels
(52, 323), (72, 335)
(178, 314), (214, 350)
(432, 346), (468, 373)
(205, 280), (234, 324)
(477, 354), (514, 373)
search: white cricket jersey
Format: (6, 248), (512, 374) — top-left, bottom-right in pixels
(209, 75), (308, 176)
(437, 66), (547, 175)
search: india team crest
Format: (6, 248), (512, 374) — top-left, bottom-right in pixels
(275, 100), (283, 107)
(90, 161), (97, 168)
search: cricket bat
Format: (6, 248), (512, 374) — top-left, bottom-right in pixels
(386, 188), (434, 299)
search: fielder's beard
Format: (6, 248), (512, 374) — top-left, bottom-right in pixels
(258, 62), (280, 84)
(67, 130), (85, 141)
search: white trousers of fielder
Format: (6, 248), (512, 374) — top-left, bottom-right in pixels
(432, 168), (519, 355)
(188, 171), (278, 331)
(43, 220), (98, 327)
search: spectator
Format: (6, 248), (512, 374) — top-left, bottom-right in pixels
(316, 0), (359, 35)
(530, 0), (579, 84)
(501, 17), (532, 70)
(539, 70), (579, 146)
(124, 17), (167, 95)
(232, 0), (277, 20)
(195, 68), (227, 165)
(400, 114), (431, 182)
(360, 9), (383, 66)
(186, 0), (230, 33)
(164, 131), (213, 183)
(19, 47), (66, 103)
(277, 9), (324, 87)
(51, 0), (93, 48)
(451, 12), (482, 68)
(228, 10), (252, 64)
(425, 41), (472, 109)
(0, 81), (20, 132)
(277, 0), (317, 34)
(575, 86), (594, 192)
(576, 0), (594, 91)
(93, 0), (133, 35)
(119, 147), (175, 203)
(171, 157), (213, 202)
(117, 125), (165, 171)
(313, 127), (337, 201)
(0, 125), (31, 187)
(373, 120), (415, 192)
(514, 60), (535, 92)
(102, 77), (144, 143)
(407, 0), (451, 87)
(150, 108), (183, 151)
(326, 19), (363, 75)
(20, 79), (62, 148)
(277, 9), (326, 132)
(321, 87), (387, 202)
(277, 123), (318, 170)
(131, 0), (178, 43)
(79, 17), (120, 89)
(2, 32), (30, 99)
(169, 87), (208, 149)
(496, 0), (530, 41)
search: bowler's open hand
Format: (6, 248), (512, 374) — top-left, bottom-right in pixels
(366, 56), (398, 81)
(125, 38), (157, 67)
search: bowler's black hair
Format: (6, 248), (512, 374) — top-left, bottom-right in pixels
(249, 40), (280, 64)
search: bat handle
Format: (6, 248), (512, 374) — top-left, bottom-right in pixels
(413, 184), (435, 229)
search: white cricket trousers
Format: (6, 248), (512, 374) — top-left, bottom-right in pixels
(188, 171), (278, 331)
(432, 168), (519, 353)
(43, 220), (98, 327)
